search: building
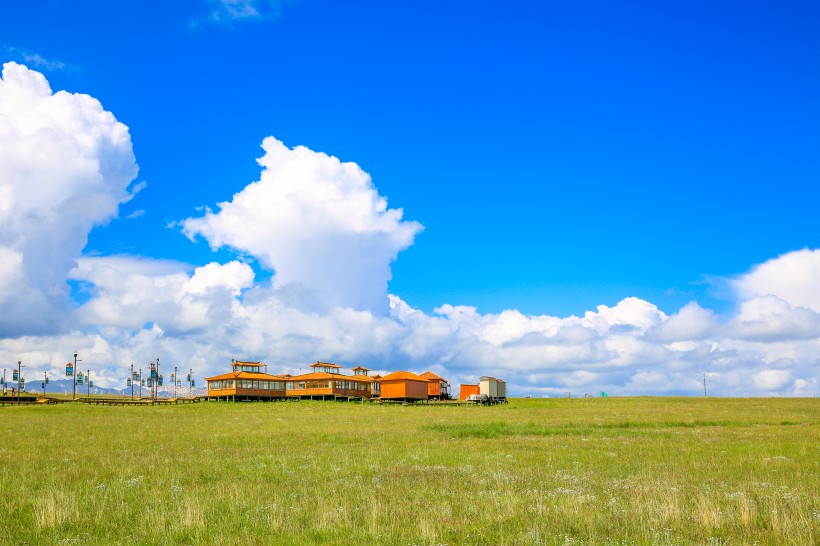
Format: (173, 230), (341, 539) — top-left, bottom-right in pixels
(378, 371), (429, 401)
(480, 376), (507, 402)
(205, 360), (287, 401)
(285, 362), (374, 400)
(420, 371), (451, 400)
(459, 384), (480, 400)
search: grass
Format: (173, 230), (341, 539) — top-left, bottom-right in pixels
(0, 397), (817, 545)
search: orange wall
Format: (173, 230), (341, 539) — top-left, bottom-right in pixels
(459, 384), (479, 400)
(380, 380), (428, 400)
(427, 381), (441, 396)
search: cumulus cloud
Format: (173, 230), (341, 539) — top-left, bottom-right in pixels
(182, 136), (423, 314)
(0, 62), (137, 335)
(753, 369), (793, 391)
(0, 64), (816, 397)
(733, 248), (820, 313)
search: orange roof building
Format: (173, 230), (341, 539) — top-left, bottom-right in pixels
(459, 384), (480, 400)
(377, 371), (429, 401)
(284, 362), (375, 400)
(420, 371), (451, 400)
(205, 360), (287, 401)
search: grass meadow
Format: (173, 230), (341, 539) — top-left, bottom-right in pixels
(0, 397), (817, 545)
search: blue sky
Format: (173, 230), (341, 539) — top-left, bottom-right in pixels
(1, 0), (818, 395)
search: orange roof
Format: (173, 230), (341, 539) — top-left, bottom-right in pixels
(205, 370), (286, 381)
(421, 371), (445, 381)
(233, 360), (262, 366)
(350, 365), (371, 371)
(309, 361), (342, 368)
(378, 371), (430, 382)
(287, 371), (374, 383)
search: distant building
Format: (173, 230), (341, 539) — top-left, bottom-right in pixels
(205, 360), (287, 401)
(285, 362), (374, 400)
(459, 383), (479, 400)
(420, 371), (451, 400)
(377, 371), (429, 401)
(480, 376), (507, 402)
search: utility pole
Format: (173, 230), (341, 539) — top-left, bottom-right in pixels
(703, 373), (707, 397)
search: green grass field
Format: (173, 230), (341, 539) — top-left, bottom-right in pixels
(1, 397), (817, 545)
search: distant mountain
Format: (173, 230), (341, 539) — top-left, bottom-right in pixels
(8, 377), (205, 398)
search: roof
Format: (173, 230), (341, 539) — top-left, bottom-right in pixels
(287, 371), (374, 383)
(309, 361), (342, 369)
(378, 371), (430, 382)
(233, 361), (262, 366)
(480, 376), (506, 383)
(205, 371), (286, 381)
(420, 371), (445, 381)
(350, 365), (371, 371)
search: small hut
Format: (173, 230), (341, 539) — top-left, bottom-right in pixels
(420, 371), (451, 400)
(377, 371), (429, 402)
(479, 376), (507, 402)
(459, 384), (480, 400)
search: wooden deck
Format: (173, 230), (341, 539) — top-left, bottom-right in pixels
(78, 397), (202, 406)
(0, 395), (39, 406)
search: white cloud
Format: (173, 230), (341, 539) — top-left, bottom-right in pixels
(753, 369), (793, 391)
(0, 66), (816, 397)
(726, 295), (820, 341)
(3, 47), (67, 71)
(195, 0), (295, 27)
(733, 248), (820, 313)
(0, 62), (137, 335)
(182, 136), (423, 314)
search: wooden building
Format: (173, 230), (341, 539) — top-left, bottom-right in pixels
(285, 362), (374, 400)
(378, 371), (429, 401)
(459, 384), (480, 400)
(206, 360), (287, 401)
(420, 371), (451, 400)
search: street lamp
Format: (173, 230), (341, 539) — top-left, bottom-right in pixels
(71, 351), (82, 400)
(86, 369), (92, 398)
(15, 360), (24, 402)
(42, 371), (49, 397)
(127, 362), (136, 399)
(149, 356), (161, 401)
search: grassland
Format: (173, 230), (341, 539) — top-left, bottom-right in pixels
(0, 397), (817, 545)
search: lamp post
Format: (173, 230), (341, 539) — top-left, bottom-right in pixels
(127, 362), (135, 399)
(42, 371), (49, 397)
(86, 369), (91, 398)
(72, 351), (82, 400)
(16, 360), (23, 402)
(173, 365), (178, 398)
(149, 356), (161, 401)
(139, 368), (143, 398)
